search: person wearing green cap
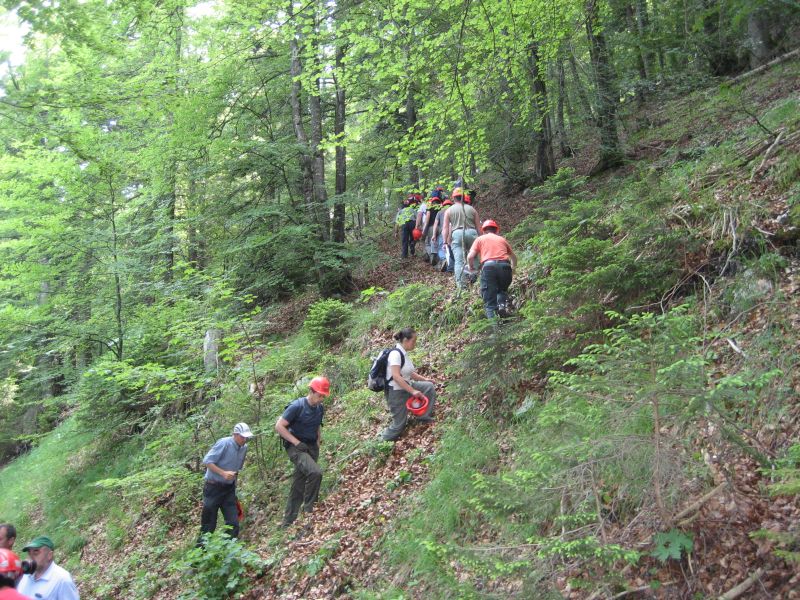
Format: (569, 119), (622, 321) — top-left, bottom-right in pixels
(17, 536), (79, 600)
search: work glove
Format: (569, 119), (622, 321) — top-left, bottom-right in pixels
(294, 442), (309, 453)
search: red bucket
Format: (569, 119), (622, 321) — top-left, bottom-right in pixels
(406, 395), (429, 416)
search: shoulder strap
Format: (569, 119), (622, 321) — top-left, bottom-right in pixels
(387, 348), (405, 382)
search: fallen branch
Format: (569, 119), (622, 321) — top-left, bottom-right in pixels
(673, 482), (727, 523)
(751, 129), (784, 181)
(612, 581), (676, 599)
(730, 48), (800, 84)
(718, 567), (765, 599)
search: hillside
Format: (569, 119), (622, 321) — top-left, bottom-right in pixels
(2, 54), (799, 600)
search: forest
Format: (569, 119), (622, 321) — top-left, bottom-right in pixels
(1, 0), (799, 598)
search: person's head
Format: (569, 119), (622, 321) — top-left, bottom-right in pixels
(451, 187), (464, 202)
(307, 376), (330, 406)
(0, 548), (22, 589)
(232, 422), (254, 446)
(442, 199), (453, 207)
(0, 525), (15, 550)
(481, 219), (500, 234)
(22, 536), (54, 575)
(394, 327), (417, 351)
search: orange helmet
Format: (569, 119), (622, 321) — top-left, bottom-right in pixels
(406, 395), (429, 416)
(0, 549), (22, 579)
(442, 199), (453, 206)
(482, 219), (499, 232)
(309, 376), (330, 396)
(412, 228), (423, 241)
(451, 187), (463, 199)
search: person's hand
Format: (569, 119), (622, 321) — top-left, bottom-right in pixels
(294, 442), (309, 453)
(412, 390), (424, 398)
(223, 470), (237, 481)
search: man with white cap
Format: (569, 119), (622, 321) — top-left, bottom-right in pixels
(197, 422), (254, 544)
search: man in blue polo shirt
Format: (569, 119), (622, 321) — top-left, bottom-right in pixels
(17, 536), (79, 600)
(275, 376), (329, 527)
(197, 422), (253, 545)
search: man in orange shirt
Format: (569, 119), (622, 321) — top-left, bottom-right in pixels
(467, 219), (517, 319)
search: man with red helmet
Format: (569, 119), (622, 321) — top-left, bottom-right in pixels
(197, 422), (254, 545)
(276, 376), (330, 527)
(467, 219), (518, 319)
(0, 548), (28, 600)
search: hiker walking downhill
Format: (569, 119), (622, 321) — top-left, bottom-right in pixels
(276, 376), (330, 527)
(467, 219), (518, 319)
(197, 422), (254, 545)
(381, 328), (436, 441)
(442, 187), (482, 288)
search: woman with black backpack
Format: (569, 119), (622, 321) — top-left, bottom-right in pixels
(380, 327), (436, 441)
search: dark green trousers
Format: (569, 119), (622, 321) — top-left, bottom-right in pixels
(282, 443), (322, 526)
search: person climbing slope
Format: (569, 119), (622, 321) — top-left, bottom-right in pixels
(380, 328), (436, 441)
(467, 219), (517, 319)
(442, 187), (482, 288)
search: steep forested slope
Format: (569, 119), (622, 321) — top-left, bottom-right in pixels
(2, 0), (800, 598)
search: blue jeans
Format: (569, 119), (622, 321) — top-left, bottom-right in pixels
(452, 228), (478, 288)
(480, 261), (513, 318)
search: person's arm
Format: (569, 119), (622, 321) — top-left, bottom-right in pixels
(431, 217), (439, 240)
(473, 210), (482, 234)
(317, 426), (322, 447)
(410, 371), (435, 383)
(443, 211), (451, 245)
(466, 243), (479, 270)
(275, 417), (303, 447)
(390, 364), (423, 397)
(205, 462), (237, 481)
(415, 209), (424, 229)
(508, 247), (518, 269)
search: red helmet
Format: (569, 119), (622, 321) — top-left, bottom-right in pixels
(309, 376), (330, 396)
(464, 193), (472, 205)
(442, 199), (453, 206)
(406, 395), (429, 416)
(412, 228), (423, 241)
(0, 549), (22, 578)
(451, 187), (463, 198)
(482, 219), (499, 232)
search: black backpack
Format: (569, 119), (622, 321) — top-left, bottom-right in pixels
(367, 348), (405, 392)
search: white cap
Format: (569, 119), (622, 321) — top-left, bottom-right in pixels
(233, 422), (254, 438)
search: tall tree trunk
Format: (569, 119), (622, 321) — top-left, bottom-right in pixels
(625, 2), (648, 103)
(332, 42), (347, 243)
(529, 41), (556, 182)
(163, 5), (183, 284)
(585, 0), (623, 174)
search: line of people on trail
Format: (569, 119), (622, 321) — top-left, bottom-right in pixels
(197, 324), (440, 543)
(396, 185), (518, 320)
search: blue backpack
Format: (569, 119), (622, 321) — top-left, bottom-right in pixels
(367, 348), (405, 392)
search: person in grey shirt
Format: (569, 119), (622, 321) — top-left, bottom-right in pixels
(197, 422), (253, 545)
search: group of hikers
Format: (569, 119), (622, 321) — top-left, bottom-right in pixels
(395, 185), (517, 319)
(198, 324), (438, 545)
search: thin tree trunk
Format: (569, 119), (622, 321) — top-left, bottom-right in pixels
(288, 3), (315, 229)
(568, 49), (594, 122)
(585, 0), (623, 174)
(332, 42), (347, 243)
(406, 85), (419, 187)
(556, 56), (574, 158)
(529, 40), (556, 181)
(309, 74), (330, 241)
